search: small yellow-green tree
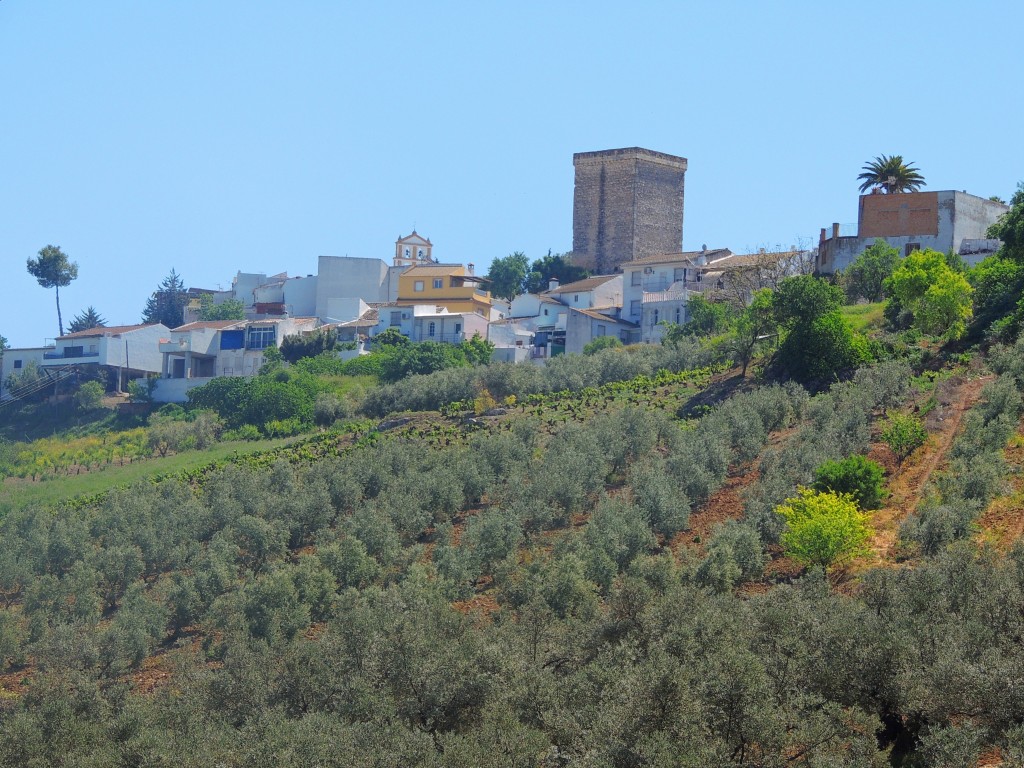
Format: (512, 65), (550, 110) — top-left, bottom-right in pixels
(777, 488), (872, 569)
(884, 249), (973, 339)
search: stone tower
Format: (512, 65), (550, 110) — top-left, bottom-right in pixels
(572, 147), (687, 274)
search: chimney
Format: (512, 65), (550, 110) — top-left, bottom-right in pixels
(548, 277), (559, 291)
(467, 262), (475, 275)
(832, 222), (841, 240)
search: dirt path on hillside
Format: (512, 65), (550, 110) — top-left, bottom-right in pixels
(867, 375), (993, 563)
(976, 419), (1024, 552)
(670, 462), (761, 556)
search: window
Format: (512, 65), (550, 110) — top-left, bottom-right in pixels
(675, 307), (681, 324)
(390, 311), (402, 326)
(674, 267), (685, 282)
(597, 324), (607, 337)
(652, 309), (660, 327)
(64, 346), (83, 358)
(716, 279), (725, 290)
(13, 360), (22, 369)
(695, 273), (702, 283)
(905, 242), (921, 256)
(428, 321), (436, 338)
(543, 308), (549, 316)
(630, 300), (641, 318)
(631, 271), (642, 287)
(454, 323), (462, 334)
(88, 344), (98, 354)
(404, 248), (411, 257)
(246, 326), (276, 350)
(433, 278), (443, 289)
(574, 294), (579, 303)
(414, 280), (425, 292)
(417, 248), (425, 259)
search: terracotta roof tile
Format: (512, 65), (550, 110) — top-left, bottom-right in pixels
(58, 323), (161, 339)
(619, 249), (732, 268)
(542, 275), (620, 294)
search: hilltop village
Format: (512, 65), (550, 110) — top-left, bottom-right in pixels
(3, 147), (1007, 404)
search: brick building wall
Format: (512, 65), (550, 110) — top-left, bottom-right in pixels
(859, 191), (939, 238)
(572, 148), (687, 274)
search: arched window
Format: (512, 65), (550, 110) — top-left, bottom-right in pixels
(428, 321), (436, 338)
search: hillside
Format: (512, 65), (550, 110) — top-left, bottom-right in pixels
(1, 321), (1024, 764)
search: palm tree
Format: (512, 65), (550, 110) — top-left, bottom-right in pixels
(857, 155), (925, 194)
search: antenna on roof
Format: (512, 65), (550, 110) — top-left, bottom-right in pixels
(701, 244), (707, 252)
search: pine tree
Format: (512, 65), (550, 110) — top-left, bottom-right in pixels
(142, 269), (188, 328)
(67, 306), (107, 334)
(27, 245), (79, 337)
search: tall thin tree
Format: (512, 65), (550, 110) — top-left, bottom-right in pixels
(27, 245), (79, 337)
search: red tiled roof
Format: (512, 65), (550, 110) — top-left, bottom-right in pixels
(619, 249), (732, 268)
(542, 275), (620, 294)
(58, 323), (160, 339)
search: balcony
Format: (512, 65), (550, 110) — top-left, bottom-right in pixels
(43, 350), (99, 360)
(159, 339), (191, 353)
(642, 280), (706, 304)
(414, 332), (466, 344)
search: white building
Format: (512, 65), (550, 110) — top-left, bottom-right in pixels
(153, 317), (320, 402)
(817, 190), (1009, 273)
(315, 255), (404, 322)
(41, 324), (169, 391)
(490, 274), (634, 358)
(371, 304), (488, 345)
(0, 346), (54, 400)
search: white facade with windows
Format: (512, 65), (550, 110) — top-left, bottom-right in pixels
(0, 346), (53, 400)
(156, 316), (319, 393)
(370, 304), (488, 345)
(621, 249), (733, 343)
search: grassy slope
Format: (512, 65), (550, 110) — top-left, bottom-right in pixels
(0, 436), (300, 513)
(840, 301), (886, 334)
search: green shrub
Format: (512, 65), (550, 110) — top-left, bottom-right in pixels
(777, 488), (872, 570)
(313, 393), (345, 426)
(74, 381), (104, 411)
(582, 335), (623, 356)
(812, 455), (885, 510)
(881, 412), (927, 463)
(695, 521), (765, 591)
(263, 418), (304, 438)
(223, 424), (262, 441)
(338, 354), (386, 379)
(293, 352), (350, 377)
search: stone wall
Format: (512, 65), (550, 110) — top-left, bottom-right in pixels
(572, 148), (687, 274)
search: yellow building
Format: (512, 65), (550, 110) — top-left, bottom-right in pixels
(396, 264), (492, 316)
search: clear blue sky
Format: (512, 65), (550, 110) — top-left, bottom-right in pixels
(2, 1), (1021, 348)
